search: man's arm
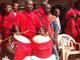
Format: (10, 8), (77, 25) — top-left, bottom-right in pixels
(13, 25), (20, 35)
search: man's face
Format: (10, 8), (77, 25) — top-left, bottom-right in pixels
(55, 10), (60, 17)
(44, 4), (51, 14)
(25, 1), (33, 12)
(6, 5), (12, 13)
(13, 3), (19, 11)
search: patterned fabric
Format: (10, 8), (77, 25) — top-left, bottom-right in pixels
(41, 13), (59, 41)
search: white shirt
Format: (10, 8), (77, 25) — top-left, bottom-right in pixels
(12, 12), (17, 16)
(54, 16), (61, 33)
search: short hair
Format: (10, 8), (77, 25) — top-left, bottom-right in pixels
(25, 0), (32, 4)
(44, 4), (51, 8)
(12, 2), (18, 6)
(6, 3), (12, 7)
(54, 8), (60, 12)
(41, 0), (47, 5)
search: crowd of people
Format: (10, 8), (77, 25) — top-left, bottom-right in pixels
(0, 0), (80, 60)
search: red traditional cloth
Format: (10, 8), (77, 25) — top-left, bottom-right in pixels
(3, 11), (21, 39)
(0, 15), (4, 33)
(14, 42), (31, 60)
(3, 11), (21, 51)
(74, 9), (80, 15)
(65, 9), (79, 37)
(21, 10), (42, 40)
(32, 40), (53, 59)
(33, 7), (44, 19)
(65, 18), (78, 38)
(66, 9), (76, 19)
(40, 13), (49, 30)
(65, 9), (78, 51)
(65, 18), (78, 50)
(0, 15), (2, 33)
(76, 18), (80, 33)
(76, 18), (80, 43)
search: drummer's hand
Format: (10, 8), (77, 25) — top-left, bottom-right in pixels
(15, 32), (20, 36)
(0, 39), (2, 45)
(39, 29), (46, 36)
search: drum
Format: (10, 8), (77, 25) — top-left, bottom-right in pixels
(33, 35), (50, 44)
(6, 35), (31, 54)
(32, 35), (53, 59)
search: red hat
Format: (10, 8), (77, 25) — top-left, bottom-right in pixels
(66, 9), (76, 18)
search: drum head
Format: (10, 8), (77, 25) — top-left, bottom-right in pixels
(14, 35), (31, 43)
(33, 35), (51, 44)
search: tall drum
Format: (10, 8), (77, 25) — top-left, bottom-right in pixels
(13, 35), (31, 60)
(32, 35), (53, 59)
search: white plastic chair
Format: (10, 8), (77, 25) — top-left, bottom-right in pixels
(58, 34), (80, 60)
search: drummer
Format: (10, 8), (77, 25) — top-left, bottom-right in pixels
(40, 4), (59, 60)
(20, 0), (43, 41)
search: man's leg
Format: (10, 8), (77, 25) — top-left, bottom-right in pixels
(53, 45), (59, 60)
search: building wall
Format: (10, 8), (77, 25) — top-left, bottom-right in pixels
(0, 0), (76, 7)
(49, 0), (76, 7)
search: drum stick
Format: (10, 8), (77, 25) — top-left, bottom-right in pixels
(1, 30), (30, 43)
(20, 30), (30, 34)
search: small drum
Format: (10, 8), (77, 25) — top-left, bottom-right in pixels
(6, 34), (30, 54)
(32, 35), (53, 59)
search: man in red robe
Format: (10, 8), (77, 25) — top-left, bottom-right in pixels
(33, 0), (48, 19)
(3, 4), (22, 59)
(0, 2), (6, 59)
(12, 2), (19, 17)
(14, 0), (42, 60)
(21, 0), (42, 40)
(3, 3), (21, 39)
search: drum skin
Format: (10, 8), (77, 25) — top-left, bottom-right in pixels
(33, 35), (50, 44)
(14, 35), (30, 43)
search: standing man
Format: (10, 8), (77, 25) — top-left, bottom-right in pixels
(3, 4), (13, 39)
(54, 9), (61, 33)
(3, 3), (21, 39)
(40, 4), (59, 60)
(3, 4), (20, 58)
(14, 0), (43, 60)
(12, 2), (19, 16)
(21, 0), (42, 40)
